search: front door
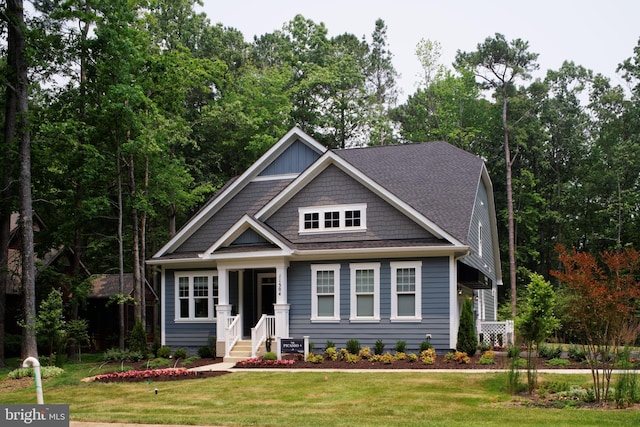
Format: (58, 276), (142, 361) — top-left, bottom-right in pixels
(258, 273), (276, 316)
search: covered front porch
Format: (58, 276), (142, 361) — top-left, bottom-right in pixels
(215, 260), (289, 359)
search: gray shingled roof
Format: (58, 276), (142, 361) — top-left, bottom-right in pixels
(334, 142), (484, 244)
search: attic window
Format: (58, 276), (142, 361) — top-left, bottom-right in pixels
(299, 204), (367, 234)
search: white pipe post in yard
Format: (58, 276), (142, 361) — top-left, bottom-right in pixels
(22, 356), (44, 404)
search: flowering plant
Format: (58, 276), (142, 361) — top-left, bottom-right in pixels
(235, 357), (295, 367)
(94, 368), (196, 382)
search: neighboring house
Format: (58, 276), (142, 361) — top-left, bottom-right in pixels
(85, 274), (159, 350)
(148, 127), (503, 357)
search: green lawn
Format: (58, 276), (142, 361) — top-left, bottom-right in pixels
(1, 358), (639, 427)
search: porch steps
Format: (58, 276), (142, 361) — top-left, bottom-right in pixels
(223, 340), (265, 363)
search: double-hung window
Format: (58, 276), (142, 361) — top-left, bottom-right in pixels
(390, 261), (422, 321)
(175, 272), (218, 321)
(311, 264), (340, 322)
(349, 262), (380, 321)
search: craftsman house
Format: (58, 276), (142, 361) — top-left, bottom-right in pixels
(148, 127), (503, 359)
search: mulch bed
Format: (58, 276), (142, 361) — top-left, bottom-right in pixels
(233, 354), (588, 370)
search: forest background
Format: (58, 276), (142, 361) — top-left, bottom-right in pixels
(0, 0), (638, 362)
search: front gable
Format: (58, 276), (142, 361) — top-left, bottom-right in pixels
(152, 127), (326, 259)
(265, 164), (439, 245)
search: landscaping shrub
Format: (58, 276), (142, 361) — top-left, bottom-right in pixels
(359, 346), (372, 359)
(567, 344), (587, 362)
(479, 350), (496, 365)
(456, 298), (477, 356)
(419, 340), (432, 352)
(345, 353), (361, 364)
(198, 346), (213, 358)
(544, 358), (571, 367)
(147, 358), (171, 369)
(173, 348), (187, 360)
(103, 347), (141, 362)
(394, 352), (406, 361)
(420, 348), (436, 365)
(157, 345), (171, 359)
(208, 336), (217, 359)
(263, 352), (277, 360)
(306, 353), (323, 364)
(346, 339), (360, 355)
(394, 340), (407, 353)
(324, 346), (338, 361)
(128, 320), (148, 358)
(507, 345), (521, 358)
(374, 339), (385, 355)
(408, 353), (418, 363)
(538, 342), (562, 359)
(325, 340), (335, 350)
(7, 366), (64, 380)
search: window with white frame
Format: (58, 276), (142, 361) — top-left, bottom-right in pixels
(299, 204), (366, 233)
(311, 264), (340, 322)
(349, 262), (380, 321)
(390, 261), (422, 321)
(175, 272), (218, 321)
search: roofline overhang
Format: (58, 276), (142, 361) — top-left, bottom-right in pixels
(147, 245), (470, 266)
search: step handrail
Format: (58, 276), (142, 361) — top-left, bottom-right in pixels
(251, 314), (276, 357)
(225, 315), (241, 358)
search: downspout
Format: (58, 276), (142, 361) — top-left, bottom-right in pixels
(22, 356), (43, 404)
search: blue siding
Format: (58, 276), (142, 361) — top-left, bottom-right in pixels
(231, 228), (268, 245)
(260, 139), (321, 176)
(164, 270), (216, 354)
(288, 257), (452, 352)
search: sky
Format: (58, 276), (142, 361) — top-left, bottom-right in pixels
(198, 0), (639, 102)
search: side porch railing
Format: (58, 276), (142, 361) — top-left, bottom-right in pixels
(478, 320), (515, 348)
(225, 315), (241, 358)
(251, 314), (276, 358)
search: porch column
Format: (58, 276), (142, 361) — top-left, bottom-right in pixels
(274, 263), (290, 338)
(216, 266), (231, 352)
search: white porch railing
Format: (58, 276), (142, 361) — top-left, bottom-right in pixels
(251, 314), (276, 357)
(478, 320), (515, 347)
(225, 315), (241, 358)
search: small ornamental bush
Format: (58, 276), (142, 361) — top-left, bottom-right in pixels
(394, 352), (406, 361)
(446, 351), (470, 364)
(325, 340), (335, 350)
(420, 348), (436, 365)
(346, 339), (360, 355)
(479, 350), (496, 365)
(324, 346), (338, 361)
(419, 340), (433, 352)
(129, 321), (149, 358)
(173, 348), (187, 360)
(380, 352), (394, 364)
(181, 356), (200, 367)
(8, 366), (64, 380)
(567, 344), (587, 362)
(345, 353), (361, 364)
(544, 358), (571, 367)
(198, 346), (213, 358)
(157, 345), (171, 359)
(394, 340), (407, 353)
(538, 343), (562, 359)
(262, 352), (277, 360)
(368, 354), (382, 363)
(339, 348), (349, 360)
(374, 339), (385, 355)
(147, 358), (171, 369)
(306, 352), (324, 364)
(359, 346), (372, 359)
(408, 353), (418, 363)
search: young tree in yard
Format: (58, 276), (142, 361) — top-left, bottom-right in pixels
(551, 245), (640, 403)
(455, 34), (539, 317)
(516, 273), (559, 394)
(36, 289), (65, 366)
(456, 297), (477, 356)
